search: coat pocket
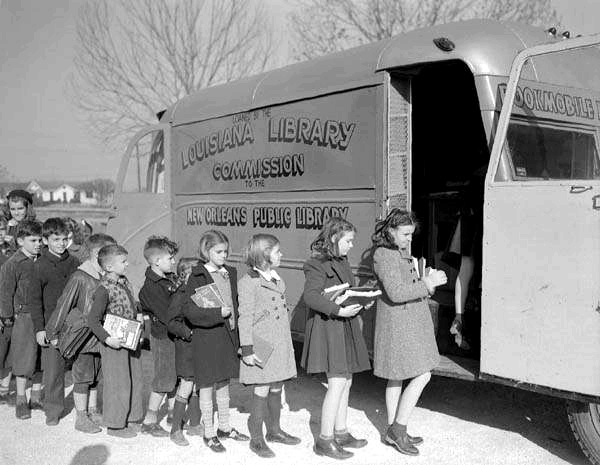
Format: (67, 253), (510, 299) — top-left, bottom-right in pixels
(253, 309), (269, 326)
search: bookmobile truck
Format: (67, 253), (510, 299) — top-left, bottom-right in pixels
(107, 19), (600, 463)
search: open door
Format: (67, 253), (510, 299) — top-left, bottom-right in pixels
(481, 36), (600, 397)
(106, 124), (172, 292)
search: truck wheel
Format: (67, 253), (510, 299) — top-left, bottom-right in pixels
(567, 400), (600, 465)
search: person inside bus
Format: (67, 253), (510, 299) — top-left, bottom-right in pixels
(448, 165), (486, 351)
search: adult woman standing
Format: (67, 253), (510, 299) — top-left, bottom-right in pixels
(372, 209), (447, 456)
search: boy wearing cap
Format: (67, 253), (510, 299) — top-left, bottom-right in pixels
(0, 220), (43, 419)
(30, 218), (80, 425)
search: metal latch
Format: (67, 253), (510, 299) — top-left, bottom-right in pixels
(593, 195), (600, 210)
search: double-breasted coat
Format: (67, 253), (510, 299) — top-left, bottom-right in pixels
(173, 264), (240, 386)
(166, 286), (194, 380)
(237, 270), (296, 385)
(300, 256), (370, 374)
(372, 246), (439, 381)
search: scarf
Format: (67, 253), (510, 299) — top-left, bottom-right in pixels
(100, 274), (137, 319)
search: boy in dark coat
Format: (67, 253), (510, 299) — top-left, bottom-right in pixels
(30, 218), (80, 425)
(0, 220), (43, 419)
(139, 235), (179, 437)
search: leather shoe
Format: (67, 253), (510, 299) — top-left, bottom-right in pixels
(141, 422), (169, 437)
(250, 438), (275, 458)
(265, 430), (301, 445)
(29, 400), (43, 411)
(204, 436), (226, 453)
(314, 436), (353, 460)
(408, 433), (423, 446)
(170, 430), (189, 447)
(217, 428), (250, 441)
(383, 429), (419, 456)
(15, 402), (31, 420)
(334, 431), (368, 449)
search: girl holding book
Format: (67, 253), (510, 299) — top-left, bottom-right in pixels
(166, 257), (202, 446)
(301, 217), (371, 460)
(238, 234), (300, 458)
(372, 209), (447, 456)
(177, 231), (249, 452)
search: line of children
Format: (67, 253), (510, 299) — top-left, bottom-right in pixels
(0, 212), (444, 460)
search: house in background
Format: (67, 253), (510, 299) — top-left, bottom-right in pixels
(27, 181), (79, 203)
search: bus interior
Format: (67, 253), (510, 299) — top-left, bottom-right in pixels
(397, 60), (491, 379)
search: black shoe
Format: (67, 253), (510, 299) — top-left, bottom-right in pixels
(217, 428), (250, 441)
(204, 436), (226, 453)
(141, 422), (169, 437)
(408, 433), (423, 446)
(29, 400), (43, 410)
(334, 432), (368, 449)
(265, 430), (301, 445)
(250, 438), (275, 458)
(383, 428), (419, 456)
(314, 436), (353, 460)
(15, 402), (31, 420)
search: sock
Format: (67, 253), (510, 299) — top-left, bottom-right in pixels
(144, 408), (158, 424)
(266, 390), (282, 434)
(30, 389), (41, 404)
(215, 389), (230, 432)
(248, 394), (267, 441)
(391, 422), (407, 437)
(187, 393), (201, 427)
(319, 433), (334, 441)
(0, 385), (8, 395)
(334, 428), (348, 436)
(16, 394), (27, 405)
(200, 399), (215, 438)
(171, 397), (188, 434)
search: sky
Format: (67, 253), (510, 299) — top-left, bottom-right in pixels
(0, 0), (599, 183)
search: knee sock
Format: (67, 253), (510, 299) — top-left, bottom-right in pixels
(200, 399), (215, 438)
(171, 396), (188, 434)
(16, 394), (27, 405)
(266, 390), (282, 434)
(215, 389), (230, 432)
(187, 393), (201, 427)
(30, 389), (41, 404)
(248, 394), (267, 441)
(145, 408), (158, 424)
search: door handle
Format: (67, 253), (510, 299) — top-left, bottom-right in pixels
(593, 195), (600, 210)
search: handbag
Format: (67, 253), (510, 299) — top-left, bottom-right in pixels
(57, 307), (92, 359)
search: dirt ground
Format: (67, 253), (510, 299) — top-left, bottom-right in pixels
(0, 347), (590, 465)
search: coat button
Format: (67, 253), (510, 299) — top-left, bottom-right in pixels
(280, 295), (284, 299)
(412, 279), (416, 283)
(276, 315), (280, 320)
(272, 297), (276, 301)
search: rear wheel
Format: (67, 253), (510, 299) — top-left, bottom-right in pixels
(567, 400), (600, 465)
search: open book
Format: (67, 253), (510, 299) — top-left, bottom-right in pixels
(103, 314), (143, 351)
(191, 283), (225, 308)
(322, 283), (382, 307)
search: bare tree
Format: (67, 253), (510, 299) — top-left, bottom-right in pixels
(67, 0), (277, 148)
(0, 165), (12, 182)
(289, 0), (560, 61)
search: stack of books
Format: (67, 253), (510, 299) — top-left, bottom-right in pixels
(322, 282), (382, 306)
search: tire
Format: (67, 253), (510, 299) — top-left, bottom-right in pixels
(567, 400), (600, 465)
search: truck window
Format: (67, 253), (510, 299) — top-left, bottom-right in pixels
(505, 121), (600, 180)
(122, 130), (165, 193)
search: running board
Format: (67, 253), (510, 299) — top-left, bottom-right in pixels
(433, 355), (479, 381)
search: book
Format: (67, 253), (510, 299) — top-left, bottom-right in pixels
(338, 286), (382, 307)
(252, 333), (274, 369)
(103, 314), (143, 350)
(191, 283), (225, 308)
(322, 282), (350, 301)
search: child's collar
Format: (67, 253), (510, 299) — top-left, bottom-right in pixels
(204, 262), (228, 275)
(253, 267), (281, 282)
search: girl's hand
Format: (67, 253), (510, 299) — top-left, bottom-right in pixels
(242, 353), (262, 366)
(423, 269), (447, 293)
(7, 219), (17, 227)
(105, 336), (123, 349)
(337, 303), (363, 318)
(221, 306), (232, 318)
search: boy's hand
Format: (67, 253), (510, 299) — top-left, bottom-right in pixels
(50, 338), (58, 347)
(337, 303), (363, 318)
(105, 336), (123, 349)
(221, 306), (232, 318)
(35, 331), (48, 347)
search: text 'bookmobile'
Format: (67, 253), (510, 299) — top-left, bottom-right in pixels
(107, 19), (600, 463)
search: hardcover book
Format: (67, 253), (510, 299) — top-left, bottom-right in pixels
(191, 283), (226, 308)
(103, 314), (143, 351)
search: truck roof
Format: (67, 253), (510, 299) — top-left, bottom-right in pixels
(166, 19), (600, 126)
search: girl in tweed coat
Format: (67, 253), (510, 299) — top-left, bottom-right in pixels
(372, 210), (447, 456)
(238, 234), (300, 458)
(301, 218), (370, 460)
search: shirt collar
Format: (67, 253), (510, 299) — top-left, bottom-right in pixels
(19, 248), (38, 260)
(145, 266), (171, 282)
(42, 248), (69, 263)
(204, 263), (228, 275)
(253, 267), (281, 282)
